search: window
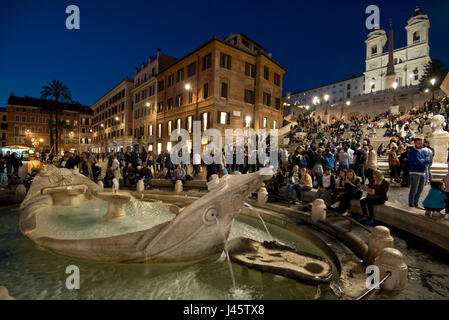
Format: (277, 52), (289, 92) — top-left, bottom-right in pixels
(219, 111), (230, 125)
(202, 54), (211, 70)
(186, 116), (193, 133)
(371, 46), (377, 56)
(273, 120), (277, 129)
(187, 62), (196, 77)
(347, 83), (351, 90)
(168, 74), (174, 87)
(244, 116), (251, 128)
(188, 90), (193, 104)
(245, 62), (256, 78)
(413, 31), (420, 42)
(135, 93), (140, 103)
(167, 98), (173, 110)
(176, 118), (181, 130)
(157, 102), (164, 112)
(202, 112), (208, 131)
(158, 80), (164, 92)
(274, 73), (280, 86)
(203, 83), (209, 99)
(176, 94), (183, 107)
(242, 39), (250, 48)
(158, 124), (162, 138)
(167, 121), (172, 135)
(263, 117), (267, 129)
(275, 98), (280, 110)
(149, 84), (155, 96)
(177, 68), (184, 82)
(264, 66), (269, 80)
(220, 53), (231, 69)
(263, 92), (271, 106)
(244, 89), (255, 104)
(149, 124), (153, 136)
(221, 82), (228, 98)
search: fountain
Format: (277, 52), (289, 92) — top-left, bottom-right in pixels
(19, 165), (273, 263)
(96, 178), (134, 219)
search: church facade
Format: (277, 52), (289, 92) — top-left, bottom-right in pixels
(364, 7), (431, 93)
(286, 7), (431, 111)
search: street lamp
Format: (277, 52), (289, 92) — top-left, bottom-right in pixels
(324, 94), (330, 115)
(346, 101), (351, 107)
(430, 78), (436, 100)
(393, 82), (398, 106)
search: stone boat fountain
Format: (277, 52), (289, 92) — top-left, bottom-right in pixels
(19, 165), (274, 263)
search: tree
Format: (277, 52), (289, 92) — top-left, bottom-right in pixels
(419, 60), (448, 93)
(40, 80), (72, 154)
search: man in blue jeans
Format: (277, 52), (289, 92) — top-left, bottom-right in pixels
(408, 138), (432, 208)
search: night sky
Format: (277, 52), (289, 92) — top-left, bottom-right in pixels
(1, 0), (448, 107)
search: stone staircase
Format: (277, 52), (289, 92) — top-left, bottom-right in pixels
(377, 155), (447, 180)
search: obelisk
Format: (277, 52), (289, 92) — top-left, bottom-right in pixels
(385, 21), (396, 90)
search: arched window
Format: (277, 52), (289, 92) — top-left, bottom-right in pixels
(371, 45), (378, 56)
(413, 31), (420, 43)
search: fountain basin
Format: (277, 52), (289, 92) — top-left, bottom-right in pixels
(41, 184), (88, 206)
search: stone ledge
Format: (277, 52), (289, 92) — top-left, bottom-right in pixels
(301, 189), (449, 252)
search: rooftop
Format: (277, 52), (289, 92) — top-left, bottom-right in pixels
(7, 95), (92, 115)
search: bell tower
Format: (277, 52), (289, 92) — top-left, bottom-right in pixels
(406, 6), (430, 47)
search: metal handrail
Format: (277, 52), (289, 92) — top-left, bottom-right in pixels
(356, 271), (392, 300)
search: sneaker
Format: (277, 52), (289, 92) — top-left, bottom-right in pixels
(416, 206), (425, 210)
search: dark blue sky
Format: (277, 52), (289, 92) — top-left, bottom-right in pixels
(1, 0), (448, 106)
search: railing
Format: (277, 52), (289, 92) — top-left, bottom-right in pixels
(356, 271), (392, 300)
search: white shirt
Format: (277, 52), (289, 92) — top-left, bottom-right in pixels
(193, 153), (201, 165)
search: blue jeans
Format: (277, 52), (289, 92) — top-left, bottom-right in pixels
(285, 184), (298, 199)
(409, 174), (425, 207)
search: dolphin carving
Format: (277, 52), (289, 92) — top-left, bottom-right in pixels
(20, 165), (273, 263)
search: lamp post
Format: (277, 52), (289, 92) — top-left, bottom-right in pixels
(393, 81), (398, 106)
(430, 78), (436, 100)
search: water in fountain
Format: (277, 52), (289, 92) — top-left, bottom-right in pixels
(215, 217), (236, 289)
(244, 203), (272, 242)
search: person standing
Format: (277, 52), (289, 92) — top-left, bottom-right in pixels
(408, 138), (432, 208)
(365, 145), (377, 185)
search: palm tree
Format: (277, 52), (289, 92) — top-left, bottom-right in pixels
(40, 80), (72, 154)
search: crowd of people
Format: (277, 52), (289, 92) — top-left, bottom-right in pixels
(269, 95), (449, 225)
(1, 95), (449, 225)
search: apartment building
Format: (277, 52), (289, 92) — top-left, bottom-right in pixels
(0, 107), (7, 147)
(91, 79), (134, 153)
(153, 33), (287, 154)
(131, 50), (177, 152)
(6, 96), (93, 153)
